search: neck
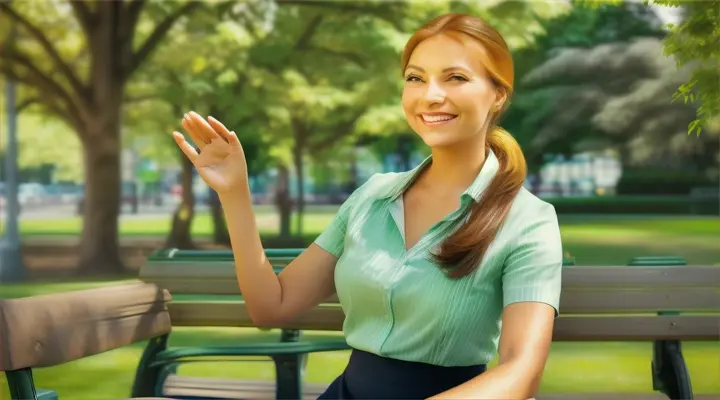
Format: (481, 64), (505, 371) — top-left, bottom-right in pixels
(423, 136), (488, 194)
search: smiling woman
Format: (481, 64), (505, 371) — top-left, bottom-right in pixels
(173, 12), (562, 400)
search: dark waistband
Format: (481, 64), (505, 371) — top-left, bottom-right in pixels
(343, 348), (486, 399)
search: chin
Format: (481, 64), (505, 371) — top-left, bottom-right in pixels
(417, 130), (464, 148)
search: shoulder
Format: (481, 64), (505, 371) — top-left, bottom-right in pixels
(498, 187), (561, 249)
(506, 187), (559, 228)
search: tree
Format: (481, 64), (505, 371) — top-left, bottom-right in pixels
(0, 0), (202, 273)
(503, 1), (669, 168)
(648, 0), (720, 136)
(521, 36), (719, 174)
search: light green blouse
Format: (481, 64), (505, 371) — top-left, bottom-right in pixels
(314, 150), (564, 367)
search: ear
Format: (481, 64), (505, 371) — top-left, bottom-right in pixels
(494, 87), (509, 110)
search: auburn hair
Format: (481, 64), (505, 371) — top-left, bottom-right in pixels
(401, 13), (527, 279)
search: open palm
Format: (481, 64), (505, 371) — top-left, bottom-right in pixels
(173, 112), (248, 195)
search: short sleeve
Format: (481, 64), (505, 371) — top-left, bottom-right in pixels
(313, 195), (356, 258)
(502, 203), (564, 316)
(313, 174), (379, 258)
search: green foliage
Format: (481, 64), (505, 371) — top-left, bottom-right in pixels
(651, 0), (720, 136)
(509, 1), (702, 169)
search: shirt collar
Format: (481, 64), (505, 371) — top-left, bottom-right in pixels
(375, 149), (500, 202)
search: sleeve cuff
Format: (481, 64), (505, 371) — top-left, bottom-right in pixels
(503, 286), (560, 317)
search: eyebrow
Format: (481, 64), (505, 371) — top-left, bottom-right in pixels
(405, 64), (472, 74)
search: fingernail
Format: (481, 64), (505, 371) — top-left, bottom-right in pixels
(183, 113), (189, 120)
(208, 116), (215, 121)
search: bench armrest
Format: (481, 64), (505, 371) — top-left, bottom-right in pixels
(0, 282), (172, 371)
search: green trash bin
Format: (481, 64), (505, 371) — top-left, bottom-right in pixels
(627, 256), (693, 400)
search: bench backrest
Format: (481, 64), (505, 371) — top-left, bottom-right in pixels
(0, 282), (171, 372)
(140, 250), (720, 342)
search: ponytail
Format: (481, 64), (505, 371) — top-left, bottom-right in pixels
(432, 126), (527, 279)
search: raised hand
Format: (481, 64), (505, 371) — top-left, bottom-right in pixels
(173, 112), (249, 195)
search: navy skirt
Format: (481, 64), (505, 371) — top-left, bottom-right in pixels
(317, 348), (487, 399)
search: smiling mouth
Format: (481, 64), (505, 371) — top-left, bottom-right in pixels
(421, 114), (458, 126)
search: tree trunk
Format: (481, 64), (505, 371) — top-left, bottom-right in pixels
(165, 149), (196, 249)
(209, 189), (230, 245)
(78, 119), (124, 274)
(275, 164), (292, 238)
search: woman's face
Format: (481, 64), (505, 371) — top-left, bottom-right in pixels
(402, 33), (504, 149)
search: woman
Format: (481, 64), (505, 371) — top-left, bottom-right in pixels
(173, 13), (563, 400)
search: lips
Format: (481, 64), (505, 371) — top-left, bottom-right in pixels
(421, 113), (457, 126)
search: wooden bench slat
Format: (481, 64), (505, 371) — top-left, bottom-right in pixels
(168, 302), (343, 330)
(148, 277), (720, 314)
(560, 287), (720, 313)
(562, 266), (720, 288)
(149, 278), (720, 313)
(141, 263), (720, 294)
(168, 302), (720, 341)
(164, 376), (325, 400)
(163, 376), (720, 400)
(553, 315), (720, 341)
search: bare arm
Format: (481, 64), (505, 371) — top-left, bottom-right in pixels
(176, 111), (339, 326)
(220, 188), (339, 325)
(428, 302), (555, 399)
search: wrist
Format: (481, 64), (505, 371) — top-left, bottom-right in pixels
(218, 185), (251, 204)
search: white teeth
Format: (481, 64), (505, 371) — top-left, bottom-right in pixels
(422, 114), (456, 123)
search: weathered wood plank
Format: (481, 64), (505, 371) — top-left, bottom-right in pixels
(141, 262), (720, 294)
(162, 376), (720, 400)
(552, 315), (720, 341)
(562, 266), (719, 288)
(168, 301), (719, 341)
(164, 376), (325, 400)
(151, 282), (720, 313)
(0, 283), (171, 371)
(559, 288), (720, 313)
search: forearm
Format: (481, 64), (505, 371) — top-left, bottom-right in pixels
(219, 187), (283, 324)
(428, 359), (537, 400)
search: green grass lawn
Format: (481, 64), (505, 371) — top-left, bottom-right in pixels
(17, 211), (720, 265)
(2, 214), (718, 398)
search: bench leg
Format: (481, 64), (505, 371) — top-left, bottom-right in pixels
(272, 353), (307, 399)
(131, 333), (170, 398)
(6, 368), (37, 400)
(652, 340), (694, 400)
(271, 329), (307, 399)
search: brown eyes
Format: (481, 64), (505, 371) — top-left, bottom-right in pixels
(404, 74), (469, 82)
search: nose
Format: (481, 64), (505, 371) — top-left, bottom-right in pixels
(423, 80), (446, 104)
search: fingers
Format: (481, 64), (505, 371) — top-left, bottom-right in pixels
(181, 116), (206, 150)
(173, 131), (199, 162)
(187, 111), (220, 143)
(227, 131), (242, 148)
(208, 116), (234, 144)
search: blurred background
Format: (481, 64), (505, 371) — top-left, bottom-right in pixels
(0, 0), (717, 399)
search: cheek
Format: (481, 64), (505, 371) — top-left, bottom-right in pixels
(401, 89), (417, 115)
(453, 86), (494, 116)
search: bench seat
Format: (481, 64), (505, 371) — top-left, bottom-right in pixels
(162, 375), (720, 400)
(137, 253), (720, 400)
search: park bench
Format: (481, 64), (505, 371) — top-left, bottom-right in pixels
(137, 249), (720, 400)
(0, 282), (173, 400)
